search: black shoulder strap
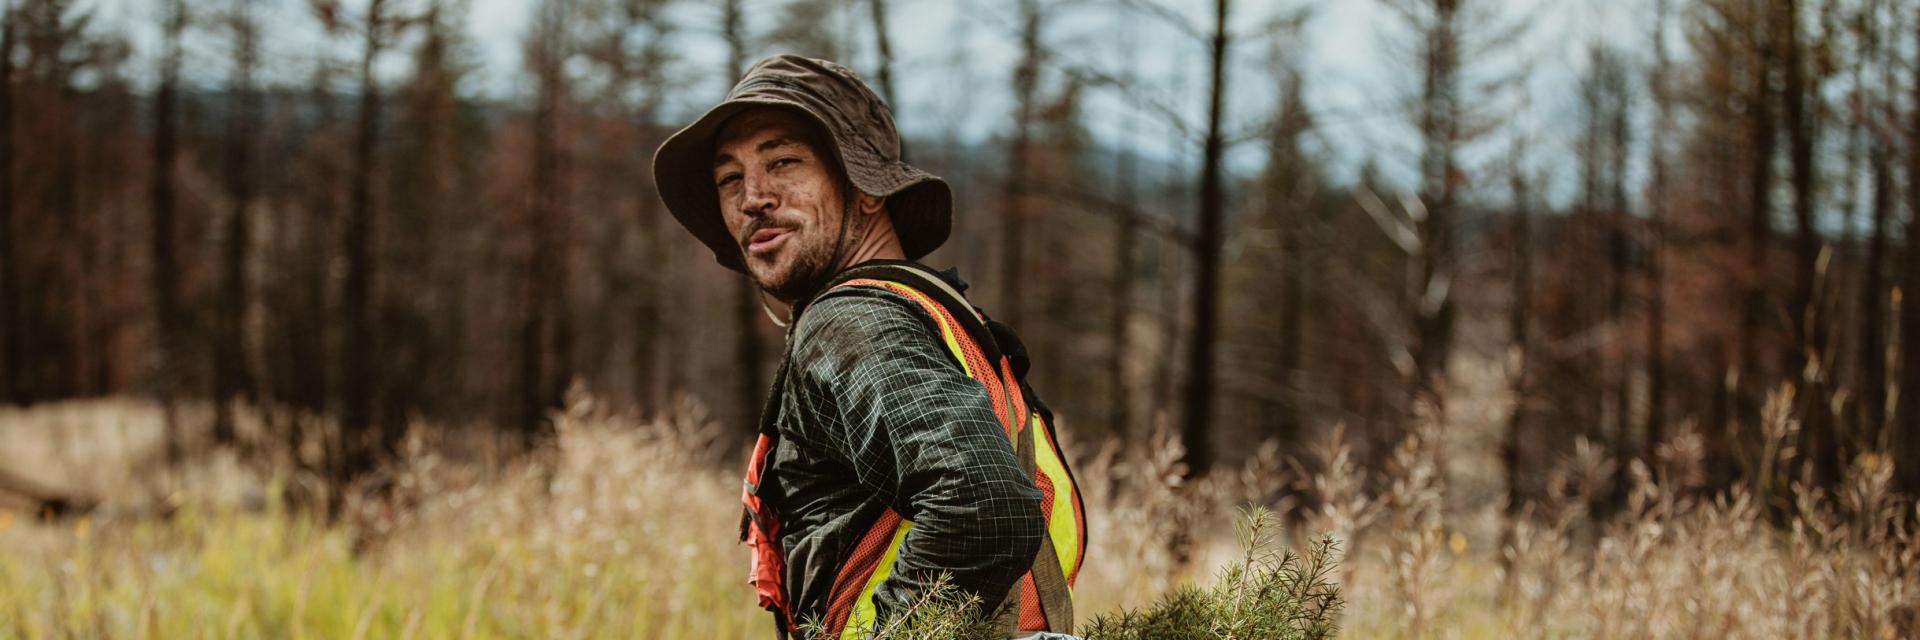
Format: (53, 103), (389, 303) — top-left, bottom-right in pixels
(827, 262), (1052, 420)
(826, 262), (1007, 366)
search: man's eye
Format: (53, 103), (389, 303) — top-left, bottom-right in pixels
(716, 173), (741, 188)
(770, 157), (800, 169)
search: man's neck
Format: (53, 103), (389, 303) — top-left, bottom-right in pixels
(838, 211), (906, 267)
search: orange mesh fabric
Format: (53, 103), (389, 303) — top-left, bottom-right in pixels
(1035, 472), (1057, 521)
(823, 509), (905, 636)
(741, 433), (794, 624)
(1018, 573), (1046, 629)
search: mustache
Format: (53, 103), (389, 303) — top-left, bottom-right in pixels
(740, 217), (797, 247)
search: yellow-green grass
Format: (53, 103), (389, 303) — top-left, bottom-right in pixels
(0, 398), (1235, 639)
(3, 390), (1916, 639)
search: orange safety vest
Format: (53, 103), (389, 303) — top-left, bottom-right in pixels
(740, 263), (1087, 639)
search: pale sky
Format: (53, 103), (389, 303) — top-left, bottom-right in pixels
(89, 0), (1657, 207)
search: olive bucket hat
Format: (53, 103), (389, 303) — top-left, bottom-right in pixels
(652, 54), (952, 274)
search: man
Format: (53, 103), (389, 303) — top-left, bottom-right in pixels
(652, 55), (1086, 639)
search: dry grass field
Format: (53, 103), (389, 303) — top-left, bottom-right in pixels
(0, 384), (1915, 638)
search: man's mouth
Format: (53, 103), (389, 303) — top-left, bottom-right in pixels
(747, 227), (791, 256)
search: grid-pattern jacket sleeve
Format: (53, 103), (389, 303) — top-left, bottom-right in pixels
(790, 285), (1046, 623)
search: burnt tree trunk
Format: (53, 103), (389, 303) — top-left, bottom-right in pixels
(1002, 0), (1041, 329)
(293, 65), (336, 475)
(1506, 150), (1532, 506)
(1411, 0), (1462, 409)
(150, 0), (187, 466)
(215, 0), (260, 446)
(1180, 0), (1230, 477)
(1603, 53), (1632, 473)
(1783, 0), (1837, 487)
(1738, 15), (1776, 437)
(1898, 10), (1920, 495)
(1501, 145), (1533, 593)
(631, 101), (667, 412)
(340, 0), (387, 479)
(1109, 115), (1137, 439)
(1646, 0), (1671, 456)
(1272, 64), (1309, 443)
(867, 0), (898, 116)
(0, 5), (17, 404)
(1861, 141), (1889, 440)
(520, 0), (574, 447)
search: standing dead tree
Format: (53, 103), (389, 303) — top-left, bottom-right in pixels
(518, 0), (577, 447)
(1645, 0), (1674, 458)
(1575, 44), (1634, 480)
(1501, 135), (1533, 580)
(1897, 4), (1920, 495)
(1375, 0), (1526, 444)
(866, 0), (899, 114)
(149, 0), (186, 466)
(1737, 0), (1778, 443)
(580, 0), (676, 412)
(383, 0), (463, 434)
(1001, 0), (1043, 330)
(1107, 30), (1142, 441)
(0, 2), (16, 406)
(314, 0), (404, 484)
(213, 0), (260, 447)
(1177, 0), (1231, 476)
(1070, 0), (1314, 474)
(1852, 0), (1894, 457)
(1779, 0), (1843, 488)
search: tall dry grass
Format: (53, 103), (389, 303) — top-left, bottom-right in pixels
(0, 383), (1915, 638)
(1324, 387), (1920, 639)
(0, 392), (763, 637)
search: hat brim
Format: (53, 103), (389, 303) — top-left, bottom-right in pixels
(652, 99), (952, 274)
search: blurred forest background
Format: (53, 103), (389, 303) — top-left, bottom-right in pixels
(5, 0), (1919, 507)
(1, 0), (1919, 635)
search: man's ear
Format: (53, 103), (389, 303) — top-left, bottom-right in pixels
(855, 190), (887, 218)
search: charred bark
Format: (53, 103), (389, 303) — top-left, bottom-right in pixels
(1002, 0), (1041, 330)
(1646, 0), (1672, 456)
(1180, 0), (1230, 477)
(150, 0), (187, 466)
(215, 0), (261, 446)
(0, 5), (17, 404)
(1897, 10), (1920, 494)
(339, 0), (387, 479)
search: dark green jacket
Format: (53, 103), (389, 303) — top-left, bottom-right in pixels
(760, 264), (1046, 632)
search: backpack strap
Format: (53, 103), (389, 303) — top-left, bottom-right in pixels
(833, 263), (1056, 425)
(827, 262), (1005, 364)
(1010, 383), (1075, 633)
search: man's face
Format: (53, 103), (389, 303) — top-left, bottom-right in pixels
(713, 108), (850, 302)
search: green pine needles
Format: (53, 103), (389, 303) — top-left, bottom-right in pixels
(1080, 506), (1342, 640)
(827, 507), (1344, 640)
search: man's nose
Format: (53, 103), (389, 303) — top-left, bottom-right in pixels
(741, 172), (777, 217)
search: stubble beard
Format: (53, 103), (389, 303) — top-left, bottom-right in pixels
(755, 208), (862, 304)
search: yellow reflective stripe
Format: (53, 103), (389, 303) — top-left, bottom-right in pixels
(842, 519), (915, 639)
(1032, 413), (1079, 580)
(870, 282), (972, 378)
